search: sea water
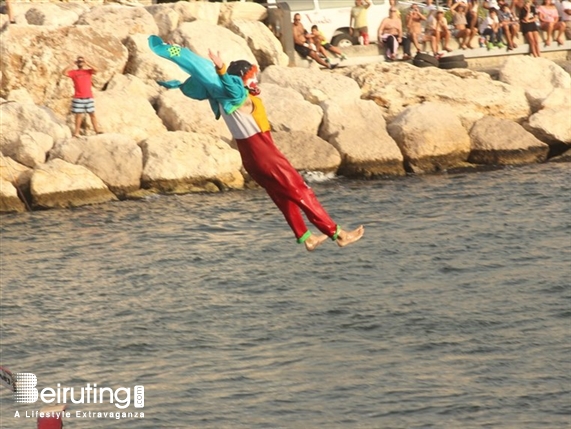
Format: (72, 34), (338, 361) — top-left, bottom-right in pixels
(1, 163), (569, 428)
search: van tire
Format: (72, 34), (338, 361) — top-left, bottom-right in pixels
(414, 53), (439, 66)
(331, 33), (356, 48)
(439, 54), (465, 63)
(438, 60), (469, 69)
(413, 58), (438, 68)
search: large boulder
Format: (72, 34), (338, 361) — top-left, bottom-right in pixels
(171, 21), (257, 67)
(0, 102), (70, 151)
(25, 3), (85, 27)
(262, 66), (362, 104)
(0, 26), (127, 118)
(218, 2), (267, 27)
(170, 1), (221, 25)
(139, 131), (244, 193)
(76, 5), (159, 42)
(94, 88), (167, 142)
(105, 73), (161, 104)
(123, 33), (190, 85)
(0, 179), (26, 213)
(498, 57), (571, 111)
(320, 99), (405, 177)
(342, 62), (530, 127)
(30, 158), (117, 209)
(468, 116), (549, 165)
(2, 132), (54, 168)
(387, 102), (471, 173)
(272, 131), (341, 173)
(259, 83), (323, 135)
(525, 90), (571, 146)
(49, 134), (143, 197)
(144, 4), (180, 40)
(227, 20), (289, 69)
(155, 90), (232, 143)
(0, 157), (32, 191)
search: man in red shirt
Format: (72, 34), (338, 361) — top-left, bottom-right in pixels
(62, 56), (101, 137)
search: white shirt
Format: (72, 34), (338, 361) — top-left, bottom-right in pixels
(558, 0), (571, 21)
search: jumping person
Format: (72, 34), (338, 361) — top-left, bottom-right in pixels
(62, 56), (101, 137)
(148, 36), (364, 251)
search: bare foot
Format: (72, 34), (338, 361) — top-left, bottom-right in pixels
(305, 234), (328, 252)
(336, 226), (365, 248)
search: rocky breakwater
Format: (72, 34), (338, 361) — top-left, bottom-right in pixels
(1, 1), (570, 213)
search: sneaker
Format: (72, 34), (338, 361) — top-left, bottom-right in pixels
(340, 54), (348, 61)
(486, 42), (494, 50)
(496, 42), (505, 48)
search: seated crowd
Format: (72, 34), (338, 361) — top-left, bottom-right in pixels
(378, 0), (571, 60)
(292, 0), (570, 65)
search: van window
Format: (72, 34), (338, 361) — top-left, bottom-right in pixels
(319, 0), (354, 8)
(288, 0), (315, 12)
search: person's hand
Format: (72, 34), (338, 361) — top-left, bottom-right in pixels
(208, 49), (224, 69)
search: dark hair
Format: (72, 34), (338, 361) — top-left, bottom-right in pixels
(311, 25), (318, 31)
(227, 60), (254, 78)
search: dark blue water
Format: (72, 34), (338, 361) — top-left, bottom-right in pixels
(1, 163), (570, 428)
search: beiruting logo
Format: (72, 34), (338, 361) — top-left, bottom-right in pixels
(12, 373), (144, 409)
(1, 367), (145, 422)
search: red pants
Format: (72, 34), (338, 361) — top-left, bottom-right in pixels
(236, 131), (338, 241)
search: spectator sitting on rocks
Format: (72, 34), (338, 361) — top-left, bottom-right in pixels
(292, 14), (337, 69)
(538, 0), (566, 45)
(465, 0), (480, 47)
(406, 3), (427, 54)
(451, 2), (474, 49)
(426, 8), (453, 54)
(556, 0), (571, 39)
(498, 3), (520, 49)
(519, 0), (541, 56)
(62, 56), (102, 138)
(378, 6), (404, 60)
(310, 25), (348, 62)
(479, 8), (505, 49)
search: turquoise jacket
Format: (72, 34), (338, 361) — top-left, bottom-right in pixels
(148, 35), (247, 119)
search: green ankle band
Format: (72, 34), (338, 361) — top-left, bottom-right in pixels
(331, 225), (341, 241)
(297, 230), (311, 244)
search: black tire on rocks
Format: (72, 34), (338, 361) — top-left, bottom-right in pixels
(413, 58), (438, 68)
(438, 60), (469, 69)
(439, 54), (466, 63)
(414, 52), (440, 66)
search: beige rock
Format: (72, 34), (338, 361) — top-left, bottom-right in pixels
(171, 1), (221, 25)
(30, 158), (117, 209)
(469, 116), (549, 165)
(227, 20), (289, 69)
(105, 73), (161, 103)
(49, 134), (143, 197)
(77, 5), (159, 42)
(0, 26), (127, 118)
(320, 99), (405, 177)
(498, 56), (571, 112)
(0, 156), (32, 190)
(144, 4), (180, 40)
(3, 132), (54, 168)
(387, 102), (471, 173)
(25, 3), (82, 27)
(262, 66), (362, 104)
(343, 62), (530, 127)
(259, 83), (323, 135)
(272, 131), (341, 173)
(155, 90), (232, 143)
(5, 88), (35, 105)
(139, 131), (244, 193)
(0, 179), (26, 213)
(0, 102), (70, 150)
(218, 2), (267, 27)
(171, 21), (257, 67)
(525, 89), (571, 146)
(93, 88), (167, 142)
(123, 33), (190, 86)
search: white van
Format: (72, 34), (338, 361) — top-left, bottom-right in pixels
(264, 0), (391, 47)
